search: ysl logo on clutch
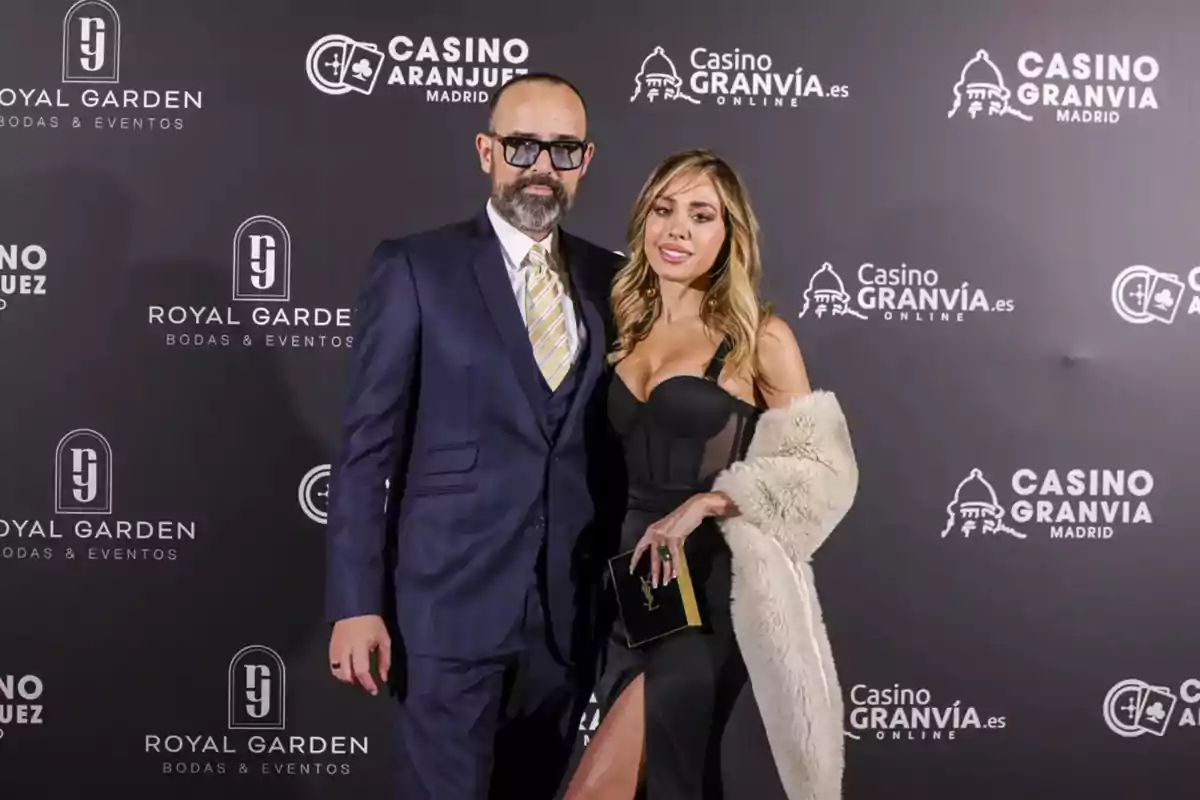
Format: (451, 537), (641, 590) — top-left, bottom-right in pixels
(640, 576), (659, 611)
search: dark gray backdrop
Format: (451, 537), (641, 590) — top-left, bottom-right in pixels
(2, 0), (1198, 797)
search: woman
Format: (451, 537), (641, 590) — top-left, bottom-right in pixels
(564, 150), (858, 799)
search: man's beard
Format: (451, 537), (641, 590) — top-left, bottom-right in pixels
(492, 174), (571, 234)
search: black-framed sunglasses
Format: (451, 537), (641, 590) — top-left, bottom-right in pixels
(487, 133), (589, 171)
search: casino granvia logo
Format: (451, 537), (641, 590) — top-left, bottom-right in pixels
(630, 45), (848, 109)
(941, 468), (1154, 542)
(845, 683), (1006, 742)
(796, 261), (1014, 324)
(948, 48), (1160, 125)
(0, 0), (205, 133)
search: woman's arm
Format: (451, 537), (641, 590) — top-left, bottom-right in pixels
(754, 315), (812, 409)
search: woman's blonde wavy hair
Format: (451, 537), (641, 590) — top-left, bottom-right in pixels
(608, 150), (768, 381)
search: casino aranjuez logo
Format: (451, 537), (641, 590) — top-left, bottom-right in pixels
(305, 33), (530, 104)
(0, 242), (48, 313)
(0, 673), (45, 740)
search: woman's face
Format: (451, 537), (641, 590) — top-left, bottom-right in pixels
(643, 171), (727, 286)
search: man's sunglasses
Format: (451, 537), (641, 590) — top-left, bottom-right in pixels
(488, 133), (589, 171)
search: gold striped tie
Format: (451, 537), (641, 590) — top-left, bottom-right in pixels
(524, 243), (571, 390)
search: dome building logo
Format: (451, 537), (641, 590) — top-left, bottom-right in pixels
(942, 469), (1027, 539)
(948, 49), (1032, 121)
(631, 47), (699, 104)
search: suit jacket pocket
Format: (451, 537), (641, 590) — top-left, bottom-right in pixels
(409, 443), (478, 495)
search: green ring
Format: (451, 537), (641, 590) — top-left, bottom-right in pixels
(658, 545), (671, 561)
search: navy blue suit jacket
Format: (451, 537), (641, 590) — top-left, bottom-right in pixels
(326, 209), (625, 661)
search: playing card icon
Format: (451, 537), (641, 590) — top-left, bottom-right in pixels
(342, 41), (385, 95)
(1152, 288), (1176, 313)
(1137, 686), (1177, 736)
(352, 59), (374, 81)
(1144, 272), (1185, 323)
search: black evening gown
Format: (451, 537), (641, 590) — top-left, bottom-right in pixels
(593, 338), (789, 799)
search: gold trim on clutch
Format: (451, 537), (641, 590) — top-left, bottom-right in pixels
(671, 546), (702, 626)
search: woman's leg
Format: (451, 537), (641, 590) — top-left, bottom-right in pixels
(640, 631), (719, 799)
(564, 633), (728, 799)
(562, 674), (646, 799)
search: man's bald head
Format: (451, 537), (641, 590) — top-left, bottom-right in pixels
(487, 73), (588, 133)
(476, 74), (594, 238)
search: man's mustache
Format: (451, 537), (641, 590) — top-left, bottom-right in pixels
(512, 175), (564, 195)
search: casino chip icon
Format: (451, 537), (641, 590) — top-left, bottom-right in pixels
(298, 464), (331, 524)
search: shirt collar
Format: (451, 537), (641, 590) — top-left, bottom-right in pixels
(486, 199), (557, 273)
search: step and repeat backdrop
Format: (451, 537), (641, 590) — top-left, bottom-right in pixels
(1, 0), (1197, 796)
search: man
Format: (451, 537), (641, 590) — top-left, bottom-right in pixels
(325, 73), (624, 799)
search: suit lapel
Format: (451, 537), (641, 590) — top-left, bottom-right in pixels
(555, 232), (607, 449)
(469, 212), (552, 443)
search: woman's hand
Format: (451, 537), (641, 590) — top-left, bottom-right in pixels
(630, 492), (736, 587)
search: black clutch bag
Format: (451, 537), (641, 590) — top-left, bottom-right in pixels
(607, 546), (702, 648)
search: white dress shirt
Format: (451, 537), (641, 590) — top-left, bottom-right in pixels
(485, 199), (586, 369)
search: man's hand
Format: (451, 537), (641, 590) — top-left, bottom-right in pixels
(329, 614), (391, 696)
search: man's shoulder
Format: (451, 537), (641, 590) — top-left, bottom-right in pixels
(376, 217), (479, 263)
(563, 231), (624, 274)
